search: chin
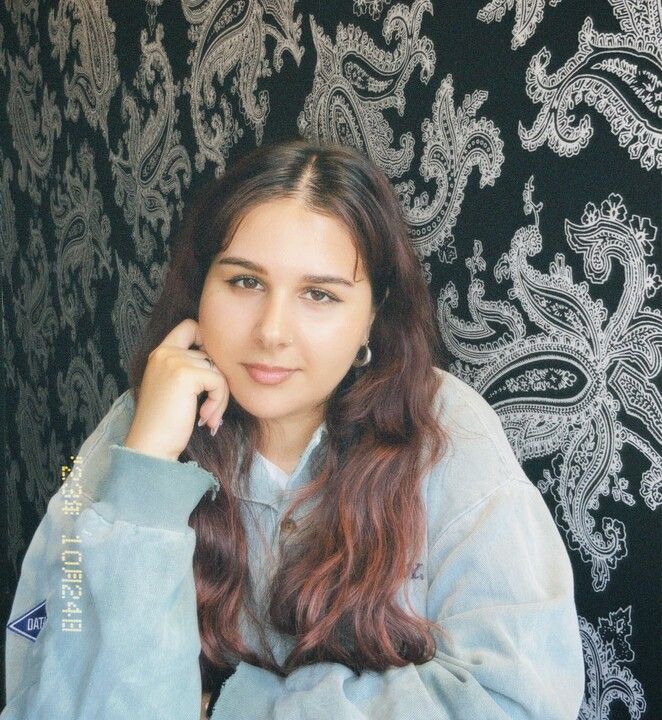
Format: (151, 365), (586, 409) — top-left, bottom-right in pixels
(231, 386), (291, 415)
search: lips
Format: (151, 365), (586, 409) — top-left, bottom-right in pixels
(244, 364), (297, 385)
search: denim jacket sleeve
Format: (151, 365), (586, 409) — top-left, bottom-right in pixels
(2, 390), (220, 720)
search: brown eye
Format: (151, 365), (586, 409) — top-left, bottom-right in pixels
(304, 288), (339, 303)
(228, 276), (261, 290)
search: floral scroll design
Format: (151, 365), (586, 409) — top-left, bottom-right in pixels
(297, 0), (503, 264)
(6, 45), (62, 204)
(578, 607), (646, 719)
(298, 0), (436, 179)
(182, 0), (304, 176)
(477, 0), (562, 50)
(395, 74), (504, 262)
(518, 0), (662, 171)
(352, 0), (392, 21)
(438, 180), (661, 591)
(109, 24), (192, 263)
(48, 0), (120, 143)
(50, 141), (112, 337)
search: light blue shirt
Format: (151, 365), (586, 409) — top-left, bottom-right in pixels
(3, 368), (585, 719)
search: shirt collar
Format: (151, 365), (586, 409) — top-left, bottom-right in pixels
(234, 420), (328, 508)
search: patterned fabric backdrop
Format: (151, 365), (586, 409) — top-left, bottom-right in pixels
(1, 0), (660, 716)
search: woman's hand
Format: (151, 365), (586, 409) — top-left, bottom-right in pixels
(124, 318), (230, 461)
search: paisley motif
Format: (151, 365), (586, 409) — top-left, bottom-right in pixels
(0, 23), (6, 74)
(578, 608), (647, 719)
(1, 2), (660, 712)
(352, 0), (392, 21)
(0, 151), (17, 273)
(50, 141), (112, 337)
(4, 0), (38, 49)
(13, 218), (59, 383)
(183, 0), (304, 175)
(55, 338), (120, 453)
(109, 24), (192, 262)
(518, 0), (662, 171)
(298, 0), (435, 178)
(6, 45), (62, 203)
(146, 0), (164, 35)
(439, 180), (661, 591)
(48, 0), (120, 142)
(112, 255), (168, 375)
(477, 0), (562, 49)
(396, 74), (504, 261)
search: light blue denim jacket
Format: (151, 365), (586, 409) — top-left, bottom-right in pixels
(3, 368), (585, 719)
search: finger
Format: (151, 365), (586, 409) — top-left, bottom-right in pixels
(161, 318), (204, 351)
(199, 379), (229, 427)
(193, 362), (229, 398)
(197, 396), (216, 426)
(198, 396), (225, 428)
(207, 405), (226, 434)
(183, 349), (220, 370)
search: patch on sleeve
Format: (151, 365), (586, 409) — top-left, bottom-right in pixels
(7, 600), (47, 642)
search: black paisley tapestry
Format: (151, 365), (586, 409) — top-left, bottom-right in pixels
(1, 1), (660, 717)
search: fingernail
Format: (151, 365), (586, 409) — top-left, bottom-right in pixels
(197, 415), (206, 427)
(210, 417), (223, 437)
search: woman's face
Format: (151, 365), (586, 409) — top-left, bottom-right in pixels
(198, 197), (376, 431)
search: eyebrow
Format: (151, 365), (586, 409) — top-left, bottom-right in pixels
(216, 256), (356, 286)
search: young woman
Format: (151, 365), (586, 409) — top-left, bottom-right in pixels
(3, 140), (585, 719)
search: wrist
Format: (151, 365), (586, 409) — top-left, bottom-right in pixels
(123, 434), (179, 462)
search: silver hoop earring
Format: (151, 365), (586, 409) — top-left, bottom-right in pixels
(352, 342), (371, 368)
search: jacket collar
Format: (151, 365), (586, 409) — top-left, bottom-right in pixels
(234, 421), (329, 508)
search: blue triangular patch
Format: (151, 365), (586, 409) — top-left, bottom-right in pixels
(7, 600), (47, 642)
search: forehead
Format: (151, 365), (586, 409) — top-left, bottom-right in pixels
(222, 198), (367, 280)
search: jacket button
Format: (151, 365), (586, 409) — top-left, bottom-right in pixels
(280, 518), (297, 535)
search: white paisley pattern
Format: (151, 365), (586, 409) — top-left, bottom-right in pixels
(146, 0), (164, 35)
(477, 0), (562, 49)
(578, 608), (646, 719)
(55, 337), (120, 451)
(298, 0), (435, 178)
(438, 180), (661, 591)
(395, 74), (504, 262)
(182, 0), (304, 175)
(352, 0), (392, 21)
(50, 141), (113, 336)
(111, 254), (168, 374)
(110, 23), (192, 262)
(298, 1), (503, 262)
(0, 23), (6, 75)
(6, 45), (62, 203)
(13, 219), (59, 383)
(47, 0), (120, 142)
(518, 0), (662, 171)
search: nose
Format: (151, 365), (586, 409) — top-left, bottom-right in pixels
(254, 290), (294, 348)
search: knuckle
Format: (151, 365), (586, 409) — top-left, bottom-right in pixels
(163, 354), (182, 372)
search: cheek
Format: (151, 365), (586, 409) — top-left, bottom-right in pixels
(198, 291), (239, 347)
(325, 309), (367, 342)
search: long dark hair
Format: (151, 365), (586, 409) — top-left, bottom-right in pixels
(128, 139), (450, 691)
